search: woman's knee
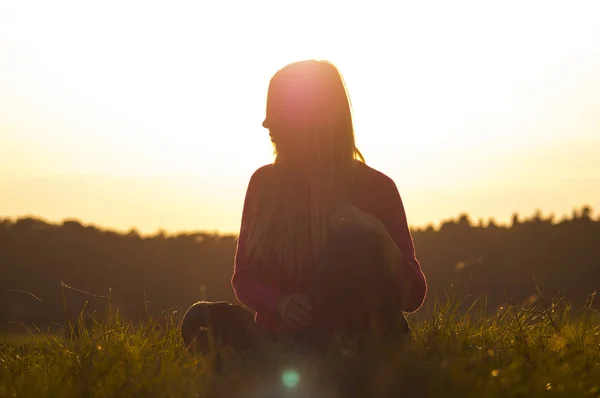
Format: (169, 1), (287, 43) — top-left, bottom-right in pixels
(180, 301), (259, 351)
(323, 224), (380, 260)
(180, 301), (211, 349)
(331, 222), (376, 241)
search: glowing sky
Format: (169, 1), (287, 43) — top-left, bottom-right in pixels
(1, 0), (599, 234)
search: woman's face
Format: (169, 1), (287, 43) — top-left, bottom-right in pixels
(263, 86), (282, 143)
(263, 112), (275, 143)
(262, 117), (272, 137)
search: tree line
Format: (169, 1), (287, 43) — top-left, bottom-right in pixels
(1, 206), (598, 332)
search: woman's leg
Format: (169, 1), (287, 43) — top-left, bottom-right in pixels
(309, 224), (409, 340)
(180, 301), (263, 353)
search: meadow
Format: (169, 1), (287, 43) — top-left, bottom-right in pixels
(1, 293), (599, 398)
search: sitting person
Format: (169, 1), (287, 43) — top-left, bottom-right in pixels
(181, 59), (427, 354)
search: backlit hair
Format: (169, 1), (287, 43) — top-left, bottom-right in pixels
(246, 60), (364, 285)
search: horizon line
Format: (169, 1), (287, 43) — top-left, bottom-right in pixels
(2, 205), (596, 237)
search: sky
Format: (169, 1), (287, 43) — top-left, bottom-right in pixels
(1, 0), (599, 234)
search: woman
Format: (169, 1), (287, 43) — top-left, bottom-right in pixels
(181, 60), (427, 352)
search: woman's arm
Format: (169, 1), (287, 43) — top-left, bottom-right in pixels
(377, 176), (427, 312)
(332, 181), (427, 312)
(231, 166), (283, 316)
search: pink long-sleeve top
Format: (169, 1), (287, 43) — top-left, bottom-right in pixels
(231, 161), (427, 331)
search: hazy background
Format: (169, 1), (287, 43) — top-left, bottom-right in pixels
(1, 0), (599, 234)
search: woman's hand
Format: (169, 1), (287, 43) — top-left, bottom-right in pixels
(275, 294), (313, 330)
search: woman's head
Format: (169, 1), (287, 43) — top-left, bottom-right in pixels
(263, 60), (362, 164)
(247, 60), (364, 284)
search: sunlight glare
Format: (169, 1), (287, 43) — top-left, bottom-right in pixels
(281, 369), (300, 389)
(1, 1), (600, 232)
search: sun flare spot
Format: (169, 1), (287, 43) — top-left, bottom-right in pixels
(282, 369), (300, 389)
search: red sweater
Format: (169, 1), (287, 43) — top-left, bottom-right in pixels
(231, 162), (427, 331)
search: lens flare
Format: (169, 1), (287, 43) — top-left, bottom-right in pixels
(281, 369), (300, 389)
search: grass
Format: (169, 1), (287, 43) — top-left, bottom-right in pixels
(1, 294), (599, 398)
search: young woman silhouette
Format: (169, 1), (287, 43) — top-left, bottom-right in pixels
(181, 60), (427, 353)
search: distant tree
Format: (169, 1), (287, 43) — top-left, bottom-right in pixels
(126, 228), (141, 239)
(532, 209), (543, 223)
(581, 205), (593, 221)
(154, 229), (167, 239)
(458, 213), (471, 228)
(511, 213), (520, 227)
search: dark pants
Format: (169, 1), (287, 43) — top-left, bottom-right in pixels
(180, 224), (409, 354)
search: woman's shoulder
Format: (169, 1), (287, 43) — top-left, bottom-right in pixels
(247, 163), (280, 193)
(354, 161), (397, 190)
(248, 161), (397, 191)
(249, 163), (274, 183)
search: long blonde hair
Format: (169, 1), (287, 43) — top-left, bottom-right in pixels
(246, 60), (364, 286)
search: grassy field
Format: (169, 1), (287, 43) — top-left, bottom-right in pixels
(1, 296), (599, 398)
